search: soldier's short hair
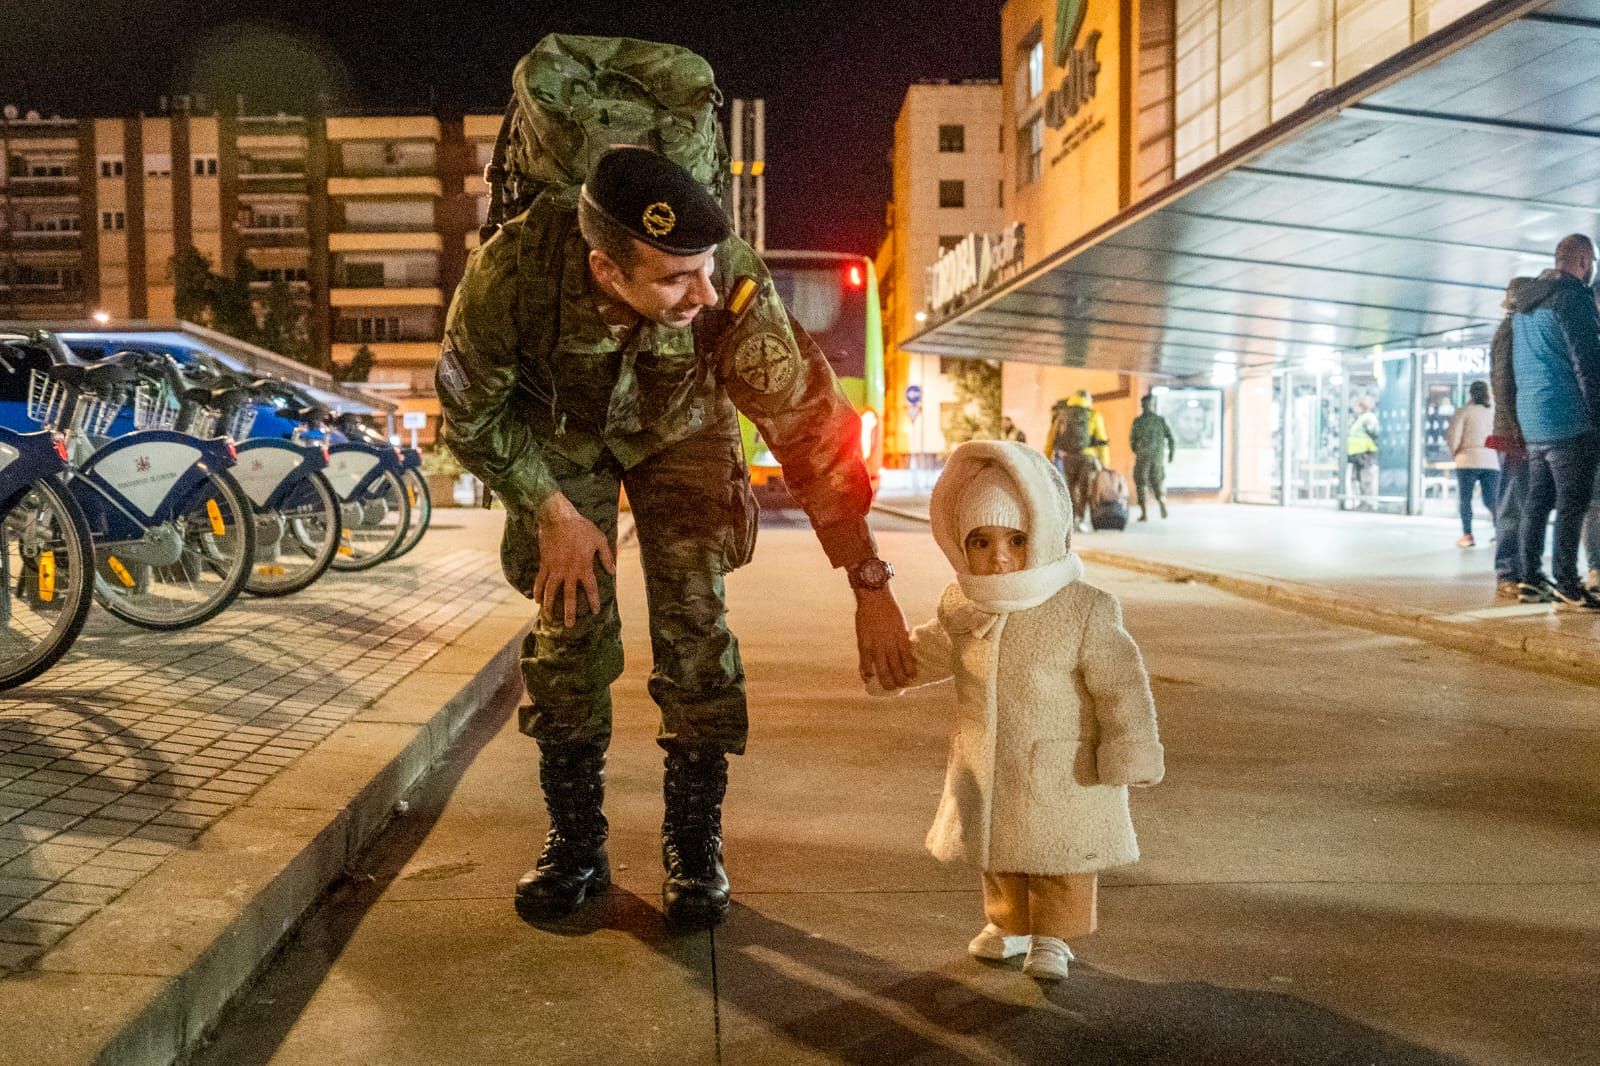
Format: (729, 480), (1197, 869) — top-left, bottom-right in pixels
(578, 194), (642, 274)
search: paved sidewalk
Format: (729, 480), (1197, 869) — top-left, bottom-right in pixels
(0, 509), (527, 1064)
(875, 498), (1600, 677)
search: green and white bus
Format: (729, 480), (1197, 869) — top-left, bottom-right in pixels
(742, 250), (885, 498)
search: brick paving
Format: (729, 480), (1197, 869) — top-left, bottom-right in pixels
(0, 526), (515, 972)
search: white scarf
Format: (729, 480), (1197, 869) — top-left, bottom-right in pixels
(949, 553), (1084, 638)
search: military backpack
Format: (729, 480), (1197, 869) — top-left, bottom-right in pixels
(1051, 403), (1093, 454)
(480, 34), (729, 240)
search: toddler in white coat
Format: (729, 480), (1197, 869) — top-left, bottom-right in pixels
(881, 440), (1164, 981)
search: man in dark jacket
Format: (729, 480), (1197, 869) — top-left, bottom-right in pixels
(1507, 235), (1600, 609)
(1489, 278), (1531, 599)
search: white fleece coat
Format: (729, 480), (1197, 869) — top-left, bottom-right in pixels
(900, 441), (1165, 876)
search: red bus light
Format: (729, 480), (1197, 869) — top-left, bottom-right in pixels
(847, 265), (863, 289)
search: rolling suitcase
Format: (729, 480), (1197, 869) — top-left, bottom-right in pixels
(1089, 468), (1130, 531)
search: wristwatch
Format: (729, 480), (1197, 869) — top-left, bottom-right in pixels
(846, 557), (895, 591)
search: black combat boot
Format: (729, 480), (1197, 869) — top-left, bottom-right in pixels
(515, 740), (610, 920)
(660, 746), (731, 929)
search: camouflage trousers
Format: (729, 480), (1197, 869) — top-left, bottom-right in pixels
(1133, 456), (1166, 509)
(501, 430), (759, 755)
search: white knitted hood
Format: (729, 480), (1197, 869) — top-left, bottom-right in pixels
(930, 441), (1082, 618)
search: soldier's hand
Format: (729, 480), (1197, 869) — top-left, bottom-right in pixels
(532, 493), (616, 628)
(854, 586), (914, 689)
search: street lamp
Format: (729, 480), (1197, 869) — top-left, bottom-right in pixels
(914, 311), (927, 323)
(92, 310), (111, 325)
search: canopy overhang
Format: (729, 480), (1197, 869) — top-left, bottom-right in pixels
(906, 0), (1600, 379)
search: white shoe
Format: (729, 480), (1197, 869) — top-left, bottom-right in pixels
(1587, 568), (1600, 592)
(1021, 936), (1074, 980)
(967, 923), (1030, 960)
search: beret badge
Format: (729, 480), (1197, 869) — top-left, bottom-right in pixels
(642, 201), (677, 238)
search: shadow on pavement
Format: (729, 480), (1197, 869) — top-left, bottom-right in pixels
(187, 695), (514, 1066)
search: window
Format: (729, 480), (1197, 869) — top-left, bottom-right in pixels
(144, 153), (171, 177)
(258, 267), (308, 284)
(26, 162), (68, 178)
(938, 180), (965, 209)
(938, 235), (965, 252)
(1018, 116), (1043, 188)
(193, 156), (218, 176)
(938, 124), (965, 153)
(101, 211), (126, 231)
(354, 315), (403, 342)
(1016, 25), (1045, 109)
(346, 262), (386, 287)
(98, 157), (124, 178)
(998, 179), (1004, 209)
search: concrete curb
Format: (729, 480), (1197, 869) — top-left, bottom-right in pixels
(9, 608), (530, 1066)
(869, 503), (1600, 681)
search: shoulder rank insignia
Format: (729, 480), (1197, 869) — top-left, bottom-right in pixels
(733, 332), (798, 395)
(726, 275), (761, 324)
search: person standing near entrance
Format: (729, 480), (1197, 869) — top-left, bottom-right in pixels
(1508, 234), (1600, 610)
(1345, 398), (1380, 508)
(1489, 278), (1533, 599)
(1445, 381), (1499, 548)
(1129, 393), (1176, 522)
(1000, 416), (1027, 444)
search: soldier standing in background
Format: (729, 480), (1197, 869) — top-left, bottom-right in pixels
(1130, 393), (1176, 521)
(438, 147), (914, 930)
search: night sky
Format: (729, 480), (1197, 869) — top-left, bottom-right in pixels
(5, 1), (1002, 254)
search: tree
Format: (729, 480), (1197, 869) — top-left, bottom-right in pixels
(172, 247), (213, 324)
(332, 343), (376, 383)
(940, 358), (1002, 447)
(257, 279), (314, 367)
(209, 255), (259, 343)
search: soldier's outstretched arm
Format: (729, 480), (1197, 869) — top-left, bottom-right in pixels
(705, 241), (913, 686)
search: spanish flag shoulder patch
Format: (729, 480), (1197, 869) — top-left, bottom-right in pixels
(727, 275), (761, 320)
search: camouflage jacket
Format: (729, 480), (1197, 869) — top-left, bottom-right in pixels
(1130, 412), (1175, 463)
(437, 191), (876, 568)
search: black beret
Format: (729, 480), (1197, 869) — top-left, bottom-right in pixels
(580, 146), (730, 256)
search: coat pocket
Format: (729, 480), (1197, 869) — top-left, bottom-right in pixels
(1029, 738), (1099, 799)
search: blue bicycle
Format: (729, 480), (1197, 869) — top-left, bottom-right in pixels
(0, 421), (95, 689)
(0, 338), (257, 630)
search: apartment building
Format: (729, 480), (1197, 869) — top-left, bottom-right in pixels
(875, 81), (1005, 463)
(0, 102), (500, 428)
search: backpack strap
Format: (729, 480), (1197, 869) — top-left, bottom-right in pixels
(480, 97), (520, 242)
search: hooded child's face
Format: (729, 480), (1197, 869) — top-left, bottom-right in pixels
(964, 526), (1028, 576)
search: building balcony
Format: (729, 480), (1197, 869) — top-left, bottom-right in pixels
(5, 231), (83, 249)
(464, 115), (502, 140)
(331, 341), (440, 365)
(239, 227), (309, 248)
(328, 176), (443, 198)
(328, 231), (443, 253)
(333, 325), (440, 345)
(248, 279), (311, 291)
(237, 171), (308, 190)
(329, 287), (444, 308)
(326, 116), (441, 142)
(4, 176), (80, 197)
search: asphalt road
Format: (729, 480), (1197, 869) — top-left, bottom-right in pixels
(194, 509), (1600, 1066)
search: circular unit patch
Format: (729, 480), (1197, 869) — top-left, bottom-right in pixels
(733, 332), (798, 394)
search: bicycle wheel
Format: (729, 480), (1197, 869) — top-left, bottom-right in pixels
(244, 470), (342, 597)
(94, 467), (256, 630)
(328, 468), (410, 572)
(389, 467), (432, 560)
(0, 477), (95, 689)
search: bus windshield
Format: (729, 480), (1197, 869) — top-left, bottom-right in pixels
(767, 258), (868, 381)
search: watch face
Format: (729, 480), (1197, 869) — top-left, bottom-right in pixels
(855, 558), (892, 588)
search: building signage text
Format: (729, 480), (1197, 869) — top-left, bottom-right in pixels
(926, 222), (1026, 316)
(1044, 29), (1102, 130)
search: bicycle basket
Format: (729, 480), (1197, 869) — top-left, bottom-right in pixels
(26, 369), (69, 429)
(188, 405), (221, 438)
(132, 381), (179, 431)
(77, 392), (124, 438)
(224, 405), (257, 440)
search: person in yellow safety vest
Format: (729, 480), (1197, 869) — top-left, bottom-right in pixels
(1346, 398), (1380, 507)
(1070, 390), (1111, 468)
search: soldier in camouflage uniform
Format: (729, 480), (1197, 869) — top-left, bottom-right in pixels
(437, 147), (914, 929)
(1130, 393), (1177, 521)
